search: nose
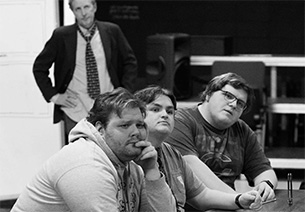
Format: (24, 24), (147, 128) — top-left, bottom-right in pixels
(130, 124), (139, 135)
(160, 109), (169, 118)
(228, 99), (238, 108)
(80, 8), (86, 16)
(131, 124), (147, 140)
(131, 124), (146, 140)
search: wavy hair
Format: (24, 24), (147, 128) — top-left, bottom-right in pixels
(134, 85), (177, 110)
(200, 72), (254, 113)
(87, 87), (146, 128)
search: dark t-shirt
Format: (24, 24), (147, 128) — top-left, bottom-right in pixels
(166, 106), (272, 189)
(158, 142), (205, 211)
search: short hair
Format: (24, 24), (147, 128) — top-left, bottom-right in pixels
(134, 85), (177, 110)
(87, 87), (146, 128)
(69, 0), (96, 10)
(200, 72), (254, 113)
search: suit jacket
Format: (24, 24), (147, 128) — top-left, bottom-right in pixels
(33, 21), (138, 123)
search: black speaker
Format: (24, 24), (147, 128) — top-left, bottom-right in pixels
(146, 33), (192, 100)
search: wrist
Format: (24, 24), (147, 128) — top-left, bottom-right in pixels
(235, 194), (244, 209)
(144, 166), (162, 181)
(261, 180), (274, 189)
(50, 94), (59, 103)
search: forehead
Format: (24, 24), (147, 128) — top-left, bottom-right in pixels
(71, 0), (93, 8)
(149, 95), (174, 108)
(109, 107), (144, 123)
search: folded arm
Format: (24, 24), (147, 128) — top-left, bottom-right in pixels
(183, 155), (236, 194)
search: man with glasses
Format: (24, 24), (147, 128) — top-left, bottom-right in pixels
(166, 72), (278, 208)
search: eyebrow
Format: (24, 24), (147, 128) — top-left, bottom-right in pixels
(222, 90), (247, 103)
(150, 102), (174, 110)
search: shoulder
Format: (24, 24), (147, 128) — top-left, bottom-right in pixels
(53, 24), (77, 35)
(233, 119), (254, 135)
(48, 25), (77, 43)
(175, 107), (200, 129)
(162, 142), (183, 158)
(96, 21), (120, 30)
(176, 107), (196, 121)
(49, 140), (116, 174)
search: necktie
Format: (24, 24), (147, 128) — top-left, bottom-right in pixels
(78, 24), (100, 99)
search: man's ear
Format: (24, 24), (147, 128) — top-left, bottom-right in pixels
(206, 94), (210, 102)
(95, 121), (104, 134)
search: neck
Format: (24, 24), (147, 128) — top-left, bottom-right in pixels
(148, 133), (167, 148)
(78, 22), (95, 30)
(198, 103), (216, 128)
(198, 103), (229, 130)
(87, 22), (95, 30)
(198, 103), (208, 120)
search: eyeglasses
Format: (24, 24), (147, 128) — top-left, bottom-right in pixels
(220, 90), (247, 111)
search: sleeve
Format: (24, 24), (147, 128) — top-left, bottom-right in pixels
(183, 159), (206, 200)
(143, 174), (177, 212)
(114, 24), (138, 92)
(33, 29), (59, 102)
(56, 164), (119, 212)
(166, 108), (199, 156)
(241, 123), (272, 183)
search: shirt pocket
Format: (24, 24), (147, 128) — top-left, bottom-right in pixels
(170, 172), (186, 209)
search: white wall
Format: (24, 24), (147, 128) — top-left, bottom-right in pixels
(64, 0), (75, 25)
(0, 0), (62, 200)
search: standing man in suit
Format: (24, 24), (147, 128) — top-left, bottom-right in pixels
(33, 0), (137, 145)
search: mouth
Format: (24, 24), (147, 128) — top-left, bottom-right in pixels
(129, 138), (141, 143)
(223, 109), (233, 115)
(129, 141), (144, 150)
(158, 121), (170, 126)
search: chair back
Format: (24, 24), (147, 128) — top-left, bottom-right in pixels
(212, 61), (265, 89)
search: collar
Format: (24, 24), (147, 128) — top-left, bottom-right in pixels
(78, 22), (96, 36)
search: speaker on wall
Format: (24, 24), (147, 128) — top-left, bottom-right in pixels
(146, 33), (192, 100)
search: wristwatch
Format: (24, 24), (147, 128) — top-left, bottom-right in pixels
(261, 180), (274, 189)
(235, 194), (244, 209)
